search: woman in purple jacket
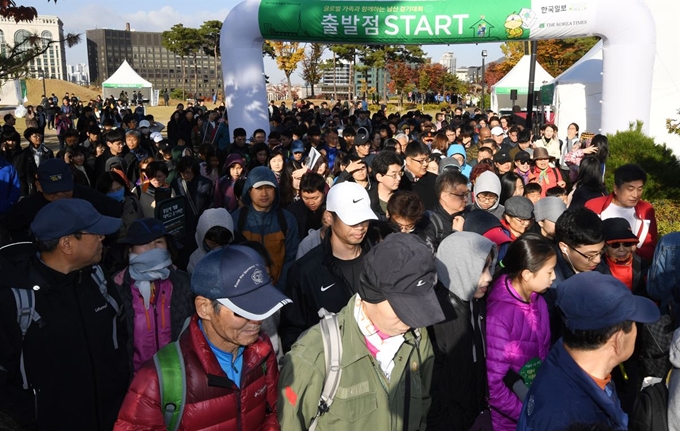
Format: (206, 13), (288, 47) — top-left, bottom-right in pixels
(485, 233), (556, 431)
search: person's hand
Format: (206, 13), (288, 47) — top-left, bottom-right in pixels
(452, 215), (465, 232)
(63, 153), (71, 164)
(557, 180), (566, 188)
(345, 160), (365, 174)
(292, 167), (307, 181)
(583, 146), (598, 155)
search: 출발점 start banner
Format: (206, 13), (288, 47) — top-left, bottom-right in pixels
(258, 0), (594, 44)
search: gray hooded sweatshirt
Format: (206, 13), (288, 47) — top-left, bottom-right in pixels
(187, 208), (234, 274)
(472, 170), (505, 220)
(436, 231), (497, 302)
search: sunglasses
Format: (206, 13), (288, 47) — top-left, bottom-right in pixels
(516, 160), (530, 165)
(608, 242), (635, 249)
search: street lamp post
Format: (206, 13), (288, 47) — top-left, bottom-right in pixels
(481, 50), (488, 111)
(39, 69), (46, 97)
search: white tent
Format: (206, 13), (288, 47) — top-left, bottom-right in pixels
(491, 55), (554, 113)
(102, 61), (153, 103)
(541, 41), (603, 136)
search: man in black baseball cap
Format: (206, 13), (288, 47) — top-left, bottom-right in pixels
(1, 159), (121, 242)
(0, 198), (128, 429)
(518, 272), (659, 431)
(279, 233), (444, 430)
(493, 150), (513, 175)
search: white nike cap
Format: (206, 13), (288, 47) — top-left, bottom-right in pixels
(326, 182), (378, 226)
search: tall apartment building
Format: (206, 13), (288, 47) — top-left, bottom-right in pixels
(319, 61), (389, 100)
(67, 63), (89, 85)
(439, 52), (456, 74)
(0, 15), (68, 80)
(86, 25), (221, 97)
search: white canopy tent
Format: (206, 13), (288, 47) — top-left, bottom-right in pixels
(491, 55), (554, 113)
(541, 41), (603, 136)
(102, 61), (154, 104)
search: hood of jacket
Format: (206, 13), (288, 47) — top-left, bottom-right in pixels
(241, 166), (280, 208)
(446, 143), (466, 160)
(194, 208), (234, 251)
(223, 153), (246, 173)
(436, 232), (497, 301)
(473, 171), (501, 211)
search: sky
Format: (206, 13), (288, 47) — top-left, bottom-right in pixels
(23, 0), (505, 84)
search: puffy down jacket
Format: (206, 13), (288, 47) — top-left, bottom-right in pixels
(485, 274), (550, 431)
(114, 314), (280, 431)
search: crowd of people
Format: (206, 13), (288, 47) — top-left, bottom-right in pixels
(0, 94), (678, 431)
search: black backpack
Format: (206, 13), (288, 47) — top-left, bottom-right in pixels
(629, 381), (669, 431)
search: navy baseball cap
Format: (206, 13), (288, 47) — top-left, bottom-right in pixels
(291, 140), (305, 154)
(37, 159), (73, 194)
(117, 218), (180, 248)
(31, 198), (122, 241)
(191, 246), (292, 320)
(556, 272), (660, 331)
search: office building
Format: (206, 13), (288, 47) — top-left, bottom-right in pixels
(439, 52), (456, 74)
(0, 15), (67, 80)
(86, 25), (221, 98)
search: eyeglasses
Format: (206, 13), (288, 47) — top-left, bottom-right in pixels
(512, 217), (533, 225)
(392, 221), (416, 233)
(409, 157), (429, 165)
(608, 242), (636, 249)
(516, 160), (530, 165)
(568, 244), (604, 262)
(383, 171), (403, 179)
(476, 193), (498, 203)
(446, 190), (470, 200)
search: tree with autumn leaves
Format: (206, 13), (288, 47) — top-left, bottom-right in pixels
(270, 41), (306, 100)
(485, 37), (599, 88)
(387, 61), (466, 107)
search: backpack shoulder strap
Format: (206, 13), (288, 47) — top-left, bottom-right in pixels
(427, 211), (445, 238)
(11, 287), (41, 390)
(237, 206), (249, 233)
(154, 341), (186, 431)
(309, 314), (343, 431)
(277, 208), (288, 236)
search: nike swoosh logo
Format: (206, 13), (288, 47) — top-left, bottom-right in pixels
(320, 283), (335, 292)
(353, 198), (364, 203)
(416, 280), (426, 287)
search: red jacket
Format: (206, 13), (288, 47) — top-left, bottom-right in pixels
(528, 166), (563, 198)
(585, 194), (658, 262)
(114, 315), (280, 431)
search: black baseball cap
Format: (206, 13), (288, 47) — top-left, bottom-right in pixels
(515, 150), (531, 163)
(493, 151), (512, 164)
(359, 234), (445, 328)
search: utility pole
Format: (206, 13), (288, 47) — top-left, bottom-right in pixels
(481, 50), (487, 110)
(525, 41), (538, 130)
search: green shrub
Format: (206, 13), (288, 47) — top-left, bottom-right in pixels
(422, 102), (450, 112)
(605, 121), (680, 201)
(170, 88), (185, 100)
(650, 199), (680, 236)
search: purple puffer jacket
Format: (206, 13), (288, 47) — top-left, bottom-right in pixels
(485, 274), (550, 431)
